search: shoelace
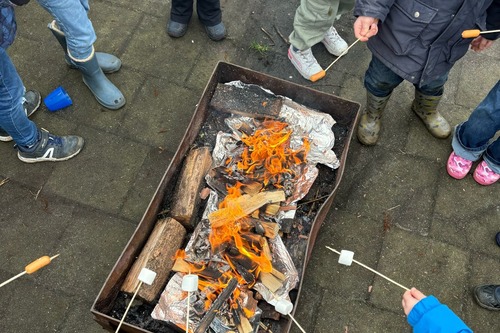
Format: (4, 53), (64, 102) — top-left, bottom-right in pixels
(296, 49), (316, 67)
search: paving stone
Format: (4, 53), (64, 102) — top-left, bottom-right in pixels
(119, 77), (200, 149)
(465, 208), (500, 259)
(120, 15), (199, 81)
(37, 205), (136, 296)
(434, 171), (499, 220)
(0, 181), (74, 271)
(304, 209), (385, 300)
(371, 229), (469, 313)
(294, 294), (409, 333)
(60, 299), (106, 333)
(42, 125), (148, 214)
(120, 147), (174, 221)
(1, 281), (71, 332)
(341, 152), (439, 235)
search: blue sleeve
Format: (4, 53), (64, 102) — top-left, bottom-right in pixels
(353, 0), (396, 22)
(408, 296), (473, 333)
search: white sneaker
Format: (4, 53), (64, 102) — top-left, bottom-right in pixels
(287, 45), (325, 82)
(321, 26), (348, 56)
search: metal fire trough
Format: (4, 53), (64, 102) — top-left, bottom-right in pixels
(91, 62), (360, 333)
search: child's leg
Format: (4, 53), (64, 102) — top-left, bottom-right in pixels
(289, 0), (342, 50)
(197, 0), (222, 27)
(452, 81), (500, 161)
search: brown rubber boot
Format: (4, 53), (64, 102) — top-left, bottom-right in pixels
(357, 92), (391, 145)
(411, 90), (451, 139)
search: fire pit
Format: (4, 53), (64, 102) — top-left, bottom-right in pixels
(91, 62), (360, 333)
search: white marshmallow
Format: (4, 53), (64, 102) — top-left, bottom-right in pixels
(181, 274), (199, 292)
(138, 268), (157, 285)
(275, 299), (293, 315)
(338, 250), (354, 266)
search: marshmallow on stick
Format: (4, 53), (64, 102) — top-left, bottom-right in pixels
(326, 246), (409, 291)
(182, 274), (199, 333)
(274, 299), (306, 333)
(116, 268), (157, 332)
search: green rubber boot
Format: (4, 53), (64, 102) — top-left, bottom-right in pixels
(411, 91), (451, 139)
(357, 91), (391, 146)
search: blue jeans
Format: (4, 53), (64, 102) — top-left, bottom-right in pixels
(452, 81), (500, 174)
(0, 48), (38, 146)
(36, 0), (96, 60)
(364, 56), (449, 97)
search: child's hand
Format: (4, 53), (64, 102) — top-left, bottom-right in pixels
(402, 288), (427, 315)
(354, 16), (379, 42)
(470, 36), (494, 52)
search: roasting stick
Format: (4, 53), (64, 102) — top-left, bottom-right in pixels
(274, 299), (307, 333)
(115, 268), (157, 333)
(0, 254), (60, 288)
(325, 247), (410, 291)
(462, 29), (500, 38)
(181, 273), (199, 333)
(325, 38), (361, 72)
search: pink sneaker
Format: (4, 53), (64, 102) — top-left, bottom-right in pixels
(473, 160), (500, 185)
(446, 152), (473, 179)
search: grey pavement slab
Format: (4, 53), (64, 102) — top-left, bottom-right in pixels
(1, 0), (499, 332)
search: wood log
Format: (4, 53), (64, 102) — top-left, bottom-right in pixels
(171, 147), (213, 229)
(194, 278), (238, 333)
(261, 221), (279, 239)
(209, 191), (285, 228)
(237, 314), (253, 333)
(258, 272), (283, 293)
(264, 203), (280, 216)
(121, 217), (186, 302)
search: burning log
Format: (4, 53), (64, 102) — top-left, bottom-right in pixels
(209, 191), (285, 228)
(194, 278), (239, 333)
(171, 147), (213, 229)
(210, 83), (282, 119)
(121, 217), (186, 302)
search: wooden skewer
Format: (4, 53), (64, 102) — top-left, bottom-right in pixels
(115, 281), (143, 332)
(186, 290), (191, 333)
(0, 254), (60, 288)
(325, 38), (360, 72)
(325, 246), (410, 291)
(289, 314), (307, 333)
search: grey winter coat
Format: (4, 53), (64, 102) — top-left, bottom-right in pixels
(354, 0), (500, 87)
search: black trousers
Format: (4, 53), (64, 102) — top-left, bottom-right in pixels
(170, 0), (222, 26)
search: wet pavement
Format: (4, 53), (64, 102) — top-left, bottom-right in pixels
(0, 0), (499, 332)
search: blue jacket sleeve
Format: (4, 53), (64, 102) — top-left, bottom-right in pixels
(408, 296), (473, 333)
(353, 0), (396, 22)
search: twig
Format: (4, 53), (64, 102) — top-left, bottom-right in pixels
(0, 177), (9, 187)
(386, 205), (400, 211)
(297, 194), (329, 208)
(273, 25), (289, 45)
(259, 322), (274, 333)
(261, 27), (275, 46)
(35, 185), (43, 200)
